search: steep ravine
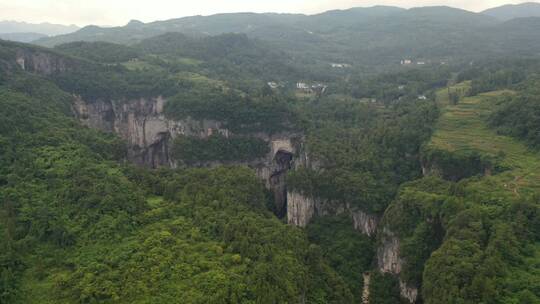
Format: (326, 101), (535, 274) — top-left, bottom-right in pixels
(73, 96), (421, 304)
(285, 191), (421, 303)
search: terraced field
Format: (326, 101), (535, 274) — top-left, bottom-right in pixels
(428, 85), (540, 201)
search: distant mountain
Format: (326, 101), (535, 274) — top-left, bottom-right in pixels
(0, 20), (79, 36)
(0, 32), (47, 43)
(33, 5), (540, 69)
(482, 2), (540, 21)
(32, 6), (409, 47)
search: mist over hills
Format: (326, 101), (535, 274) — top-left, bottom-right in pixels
(0, 32), (47, 43)
(0, 20), (79, 36)
(0, 20), (80, 43)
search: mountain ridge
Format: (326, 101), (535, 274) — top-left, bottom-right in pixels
(482, 2), (540, 20)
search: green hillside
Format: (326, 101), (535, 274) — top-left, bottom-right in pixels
(33, 6), (540, 70)
(0, 67), (354, 303)
(428, 85), (540, 196)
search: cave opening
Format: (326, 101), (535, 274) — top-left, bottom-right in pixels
(270, 150), (293, 219)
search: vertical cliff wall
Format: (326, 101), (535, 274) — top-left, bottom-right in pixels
(15, 49), (72, 75)
(286, 191), (379, 237)
(376, 228), (419, 303)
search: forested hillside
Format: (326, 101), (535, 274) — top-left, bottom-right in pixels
(35, 6), (540, 71)
(1, 4), (540, 304)
(0, 43), (353, 303)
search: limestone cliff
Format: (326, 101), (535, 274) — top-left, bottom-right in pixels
(15, 48), (72, 75)
(377, 229), (403, 274)
(286, 192), (315, 227)
(73, 96), (231, 167)
(286, 191), (378, 237)
(400, 281), (419, 304)
(376, 228), (419, 303)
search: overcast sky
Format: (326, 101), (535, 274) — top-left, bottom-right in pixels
(0, 0), (537, 26)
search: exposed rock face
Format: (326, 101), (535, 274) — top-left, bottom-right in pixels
(377, 229), (403, 274)
(377, 228), (419, 303)
(352, 210), (378, 237)
(74, 96), (180, 167)
(362, 273), (371, 304)
(286, 191), (378, 236)
(400, 280), (419, 304)
(15, 49), (71, 75)
(73, 96), (298, 215)
(287, 192), (315, 227)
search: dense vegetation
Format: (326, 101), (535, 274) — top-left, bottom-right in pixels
(165, 86), (296, 133)
(288, 95), (439, 213)
(489, 78), (540, 148)
(0, 71), (354, 303)
(2, 7), (540, 303)
(172, 135), (270, 165)
(55, 41), (141, 63)
(306, 216), (375, 301)
(51, 65), (181, 101)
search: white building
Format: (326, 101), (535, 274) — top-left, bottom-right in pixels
(297, 82), (310, 90)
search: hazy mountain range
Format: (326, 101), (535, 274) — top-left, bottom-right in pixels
(482, 2), (540, 20)
(0, 20), (79, 43)
(6, 3), (530, 73)
(1, 2), (540, 44)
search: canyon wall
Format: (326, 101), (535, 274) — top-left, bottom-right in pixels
(376, 228), (419, 303)
(72, 96), (298, 216)
(286, 191), (379, 237)
(15, 48), (72, 75)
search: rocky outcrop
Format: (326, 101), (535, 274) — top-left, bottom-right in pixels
(400, 281), (419, 304)
(377, 229), (403, 274)
(377, 228), (419, 303)
(286, 191), (378, 236)
(362, 273), (371, 304)
(287, 192), (315, 227)
(352, 210), (378, 237)
(74, 96), (243, 167)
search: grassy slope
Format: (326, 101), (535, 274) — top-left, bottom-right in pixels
(429, 84), (540, 199)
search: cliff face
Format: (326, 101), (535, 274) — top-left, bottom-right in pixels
(73, 96), (298, 215)
(377, 228), (419, 303)
(72, 96), (233, 167)
(421, 149), (495, 182)
(377, 229), (402, 274)
(286, 191), (379, 236)
(15, 49), (71, 75)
